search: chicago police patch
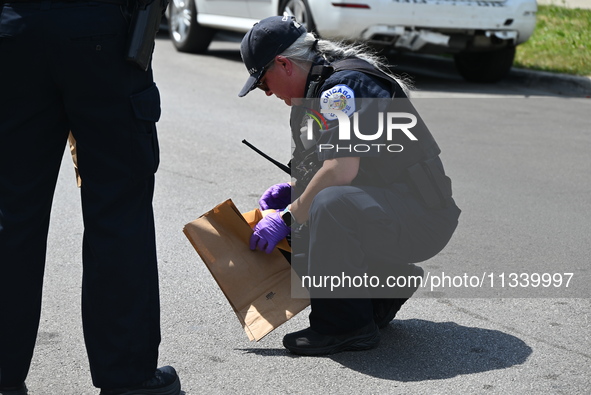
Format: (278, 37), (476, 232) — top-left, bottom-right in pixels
(320, 84), (355, 121)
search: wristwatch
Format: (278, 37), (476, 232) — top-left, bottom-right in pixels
(281, 206), (298, 229)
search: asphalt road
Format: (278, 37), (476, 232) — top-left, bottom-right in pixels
(29, 34), (591, 394)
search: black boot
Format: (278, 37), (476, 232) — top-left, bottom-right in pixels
(99, 366), (180, 395)
(283, 321), (380, 356)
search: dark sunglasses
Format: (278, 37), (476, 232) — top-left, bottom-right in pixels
(255, 59), (276, 92)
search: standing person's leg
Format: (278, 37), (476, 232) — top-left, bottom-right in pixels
(54, 3), (165, 389)
(0, 3), (70, 388)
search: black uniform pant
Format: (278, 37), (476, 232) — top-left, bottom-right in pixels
(296, 184), (460, 335)
(0, 2), (161, 388)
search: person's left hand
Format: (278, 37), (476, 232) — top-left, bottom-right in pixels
(250, 210), (290, 254)
(259, 182), (292, 210)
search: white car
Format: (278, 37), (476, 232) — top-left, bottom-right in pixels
(167, 0), (537, 82)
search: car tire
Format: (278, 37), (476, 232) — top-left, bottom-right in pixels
(168, 0), (216, 53)
(280, 0), (316, 34)
(453, 46), (516, 83)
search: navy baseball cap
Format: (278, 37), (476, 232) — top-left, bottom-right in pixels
(238, 15), (307, 97)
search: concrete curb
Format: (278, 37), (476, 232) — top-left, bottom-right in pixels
(508, 67), (591, 97)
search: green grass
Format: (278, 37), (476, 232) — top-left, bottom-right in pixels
(514, 5), (591, 76)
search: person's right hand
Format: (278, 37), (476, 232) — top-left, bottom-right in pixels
(249, 210), (291, 254)
(259, 183), (292, 210)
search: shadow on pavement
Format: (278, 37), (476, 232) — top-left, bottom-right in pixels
(239, 318), (531, 382)
(330, 319), (531, 381)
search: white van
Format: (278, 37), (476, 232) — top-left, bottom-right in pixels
(167, 0), (537, 82)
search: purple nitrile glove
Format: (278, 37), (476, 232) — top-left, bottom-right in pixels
(259, 183), (292, 210)
(250, 210), (291, 254)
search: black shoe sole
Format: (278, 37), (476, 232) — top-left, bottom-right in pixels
(0, 384), (28, 395)
(100, 379), (180, 395)
(284, 329), (381, 356)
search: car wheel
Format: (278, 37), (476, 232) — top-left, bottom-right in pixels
(280, 0), (316, 34)
(168, 0), (216, 53)
(453, 46), (516, 83)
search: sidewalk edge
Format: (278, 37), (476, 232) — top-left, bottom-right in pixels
(508, 68), (591, 97)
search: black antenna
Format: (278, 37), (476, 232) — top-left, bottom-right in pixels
(242, 139), (290, 175)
